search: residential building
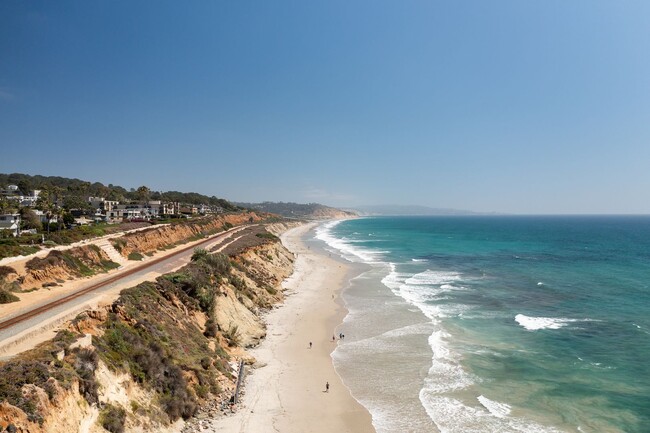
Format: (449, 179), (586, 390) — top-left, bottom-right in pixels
(179, 205), (198, 215)
(107, 203), (160, 221)
(1, 185), (40, 207)
(0, 213), (21, 237)
(88, 196), (105, 210)
(161, 202), (180, 216)
(0, 185), (19, 198)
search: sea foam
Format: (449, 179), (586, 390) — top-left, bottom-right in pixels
(315, 220), (387, 264)
(420, 393), (566, 433)
(514, 314), (599, 331)
(478, 395), (511, 418)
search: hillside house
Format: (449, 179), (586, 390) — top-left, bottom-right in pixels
(0, 214), (21, 237)
(179, 205), (198, 215)
(161, 202), (180, 215)
(1, 185), (40, 207)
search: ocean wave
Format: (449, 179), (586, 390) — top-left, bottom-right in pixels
(419, 394), (567, 433)
(424, 330), (475, 392)
(412, 258), (428, 262)
(514, 314), (597, 331)
(380, 263), (407, 291)
(405, 270), (462, 287)
(315, 221), (387, 264)
(477, 395), (511, 418)
(632, 323), (650, 335)
(382, 268), (469, 319)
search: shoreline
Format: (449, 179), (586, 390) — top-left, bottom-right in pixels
(211, 222), (375, 432)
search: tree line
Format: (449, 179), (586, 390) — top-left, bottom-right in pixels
(0, 173), (239, 213)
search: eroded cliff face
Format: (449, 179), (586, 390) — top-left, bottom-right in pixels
(6, 213), (264, 293)
(308, 208), (357, 219)
(17, 245), (116, 290)
(0, 225), (296, 433)
(112, 213), (263, 258)
(216, 240), (294, 347)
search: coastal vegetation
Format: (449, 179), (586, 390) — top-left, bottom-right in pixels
(0, 222), (151, 260)
(126, 252), (143, 261)
(0, 289), (19, 304)
(24, 248), (120, 281)
(0, 172), (245, 260)
(0, 173), (240, 213)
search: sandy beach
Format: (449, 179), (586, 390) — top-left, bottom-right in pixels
(213, 223), (375, 433)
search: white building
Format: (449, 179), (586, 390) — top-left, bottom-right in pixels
(0, 214), (21, 237)
(107, 203), (160, 221)
(1, 185), (40, 207)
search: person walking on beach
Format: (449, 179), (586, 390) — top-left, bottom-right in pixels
(309, 341), (312, 349)
(332, 335), (336, 342)
(325, 381), (330, 392)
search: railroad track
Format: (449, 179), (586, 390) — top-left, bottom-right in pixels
(0, 225), (250, 333)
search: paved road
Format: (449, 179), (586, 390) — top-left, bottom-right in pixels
(0, 225), (251, 353)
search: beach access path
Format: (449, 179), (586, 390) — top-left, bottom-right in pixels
(212, 223), (375, 433)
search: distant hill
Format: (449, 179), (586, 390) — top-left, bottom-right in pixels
(237, 202), (357, 220)
(351, 205), (481, 216)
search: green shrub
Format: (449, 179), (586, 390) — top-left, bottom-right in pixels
(195, 384), (209, 399)
(0, 353), (76, 424)
(95, 317), (198, 421)
(128, 252), (143, 261)
(202, 252), (231, 275)
(73, 348), (99, 405)
(112, 239), (126, 252)
(200, 357), (212, 370)
(230, 274), (246, 291)
(101, 260), (121, 270)
(0, 289), (19, 304)
(191, 248), (208, 262)
(203, 319), (218, 338)
(0, 265), (16, 278)
(100, 404), (126, 433)
(255, 232), (279, 241)
(223, 323), (240, 347)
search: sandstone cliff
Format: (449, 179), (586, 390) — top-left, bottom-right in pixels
(5, 213), (263, 293)
(112, 213), (262, 258)
(16, 245), (117, 290)
(0, 224), (296, 433)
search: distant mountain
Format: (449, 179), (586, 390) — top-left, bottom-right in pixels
(236, 202), (357, 220)
(351, 205), (481, 216)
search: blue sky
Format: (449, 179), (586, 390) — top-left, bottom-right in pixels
(1, 1), (649, 214)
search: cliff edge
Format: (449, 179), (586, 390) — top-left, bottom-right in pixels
(0, 223), (298, 433)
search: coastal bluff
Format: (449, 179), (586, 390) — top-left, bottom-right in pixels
(0, 222), (298, 433)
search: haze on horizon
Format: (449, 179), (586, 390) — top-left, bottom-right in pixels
(1, 2), (649, 215)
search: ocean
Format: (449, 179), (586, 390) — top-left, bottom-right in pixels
(314, 216), (650, 433)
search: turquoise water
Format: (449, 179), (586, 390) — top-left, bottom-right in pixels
(317, 216), (650, 433)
